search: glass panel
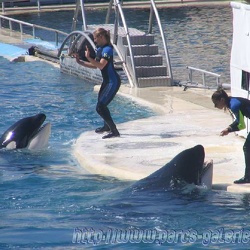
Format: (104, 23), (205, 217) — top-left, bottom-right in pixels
(241, 70), (250, 91)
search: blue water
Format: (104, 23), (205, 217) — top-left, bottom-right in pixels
(1, 5), (250, 250)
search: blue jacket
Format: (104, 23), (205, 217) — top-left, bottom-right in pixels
(228, 97), (250, 131)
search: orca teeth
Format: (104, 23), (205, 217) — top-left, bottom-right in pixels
(31, 123), (46, 139)
(201, 160), (213, 176)
(38, 124), (45, 132)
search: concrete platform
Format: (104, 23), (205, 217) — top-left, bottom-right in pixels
(74, 85), (250, 193)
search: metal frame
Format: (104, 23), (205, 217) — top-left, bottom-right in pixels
(148, 0), (173, 82)
(0, 14), (68, 46)
(58, 30), (96, 57)
(71, 0), (172, 88)
(182, 66), (221, 91)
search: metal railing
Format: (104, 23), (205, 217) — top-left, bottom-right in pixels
(105, 0), (173, 87)
(58, 30), (96, 57)
(1, 0), (41, 13)
(0, 14), (68, 46)
(184, 66), (221, 90)
(148, 0), (173, 82)
(111, 0), (138, 87)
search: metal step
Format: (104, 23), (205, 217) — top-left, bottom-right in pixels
(126, 44), (159, 56)
(137, 76), (172, 88)
(129, 55), (163, 66)
(121, 34), (155, 45)
(134, 66), (167, 77)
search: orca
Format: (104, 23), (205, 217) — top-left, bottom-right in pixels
(131, 145), (213, 191)
(0, 113), (51, 150)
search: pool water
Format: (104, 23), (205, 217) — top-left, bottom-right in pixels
(1, 5), (250, 250)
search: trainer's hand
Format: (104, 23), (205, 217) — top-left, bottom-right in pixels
(71, 53), (80, 63)
(220, 128), (229, 136)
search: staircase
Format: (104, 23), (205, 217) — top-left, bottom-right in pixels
(115, 28), (171, 87)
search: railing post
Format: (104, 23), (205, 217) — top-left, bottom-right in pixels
(80, 0), (87, 31)
(189, 68), (193, 84)
(55, 31), (58, 47)
(202, 73), (206, 87)
(9, 20), (12, 32)
(216, 76), (220, 87)
(32, 26), (35, 38)
(37, 0), (41, 11)
(2, 2), (5, 14)
(113, 2), (119, 45)
(20, 23), (23, 41)
(105, 0), (113, 24)
(148, 5), (153, 34)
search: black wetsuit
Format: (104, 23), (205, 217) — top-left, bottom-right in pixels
(95, 44), (121, 132)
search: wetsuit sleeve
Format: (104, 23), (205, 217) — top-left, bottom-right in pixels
(101, 46), (112, 62)
(229, 98), (246, 132)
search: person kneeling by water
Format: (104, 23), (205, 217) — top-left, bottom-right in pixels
(212, 88), (250, 184)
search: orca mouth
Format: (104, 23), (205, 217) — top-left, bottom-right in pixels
(199, 160), (213, 187)
(201, 160), (213, 176)
(31, 122), (48, 139)
(27, 122), (51, 150)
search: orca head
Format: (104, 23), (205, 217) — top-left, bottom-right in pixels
(131, 145), (213, 192)
(177, 145), (213, 188)
(178, 144), (213, 188)
(0, 113), (51, 150)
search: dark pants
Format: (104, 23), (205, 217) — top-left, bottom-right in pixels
(243, 133), (250, 179)
(96, 78), (121, 132)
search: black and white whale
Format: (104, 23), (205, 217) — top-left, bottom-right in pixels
(131, 145), (213, 191)
(0, 113), (51, 150)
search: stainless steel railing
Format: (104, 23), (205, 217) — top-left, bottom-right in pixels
(1, 0), (41, 14)
(187, 66), (221, 87)
(0, 14), (68, 47)
(58, 30), (96, 57)
(112, 0), (138, 87)
(148, 0), (173, 82)
(104, 0), (173, 87)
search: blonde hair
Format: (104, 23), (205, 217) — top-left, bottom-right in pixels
(93, 28), (111, 45)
